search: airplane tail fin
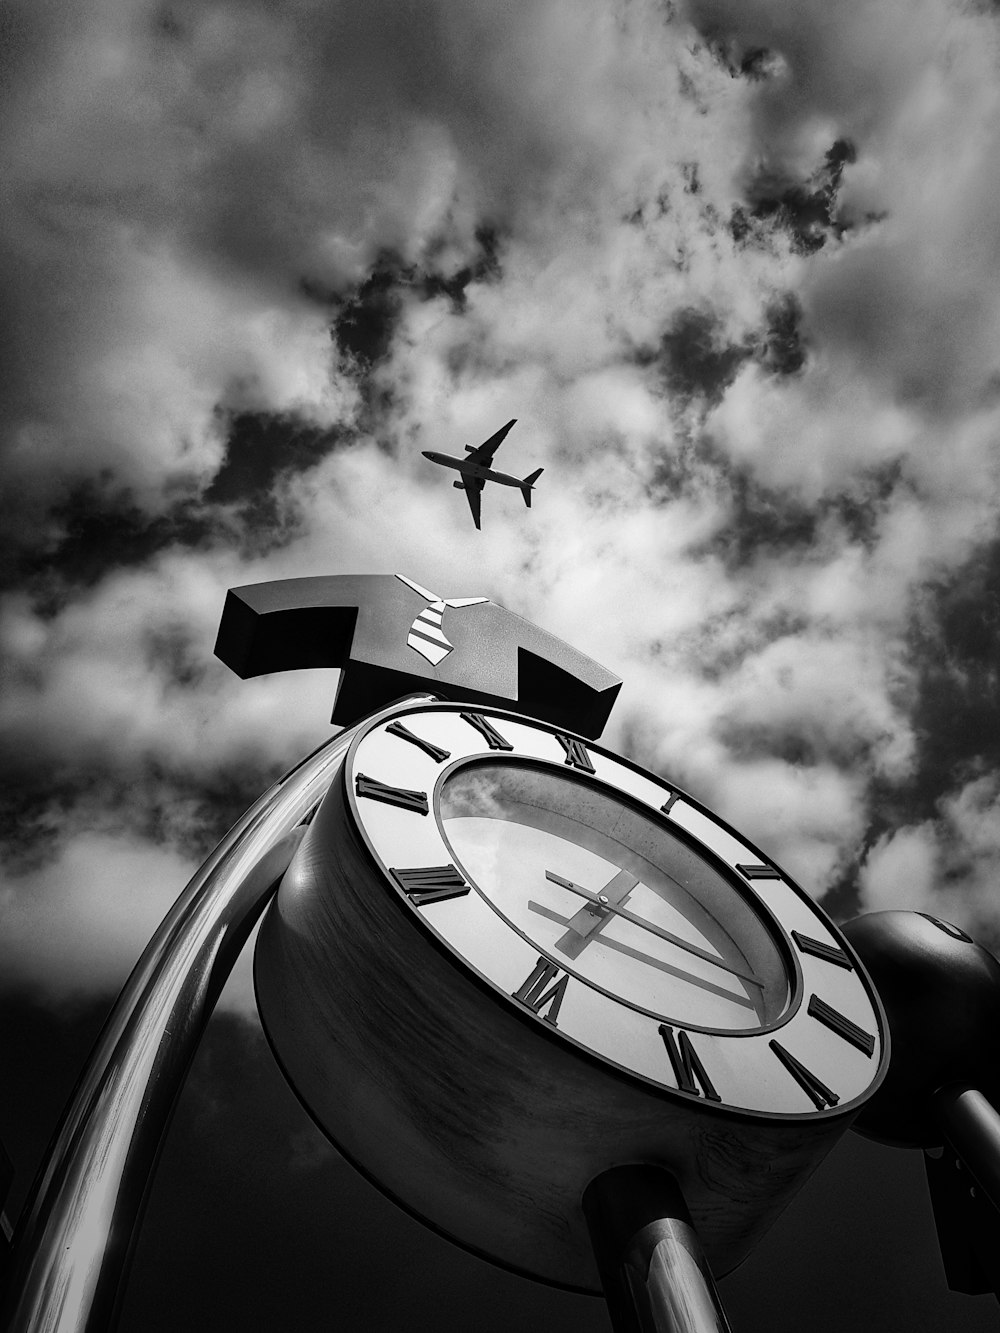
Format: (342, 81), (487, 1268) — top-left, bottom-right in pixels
(520, 468), (543, 507)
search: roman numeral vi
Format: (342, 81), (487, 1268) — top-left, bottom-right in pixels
(513, 958), (569, 1026)
(659, 1025), (721, 1102)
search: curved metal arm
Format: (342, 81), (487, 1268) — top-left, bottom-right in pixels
(0, 722), (365, 1333)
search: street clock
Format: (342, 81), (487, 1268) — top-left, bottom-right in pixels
(0, 571), (893, 1333)
(345, 703), (878, 1112)
(255, 691), (887, 1289)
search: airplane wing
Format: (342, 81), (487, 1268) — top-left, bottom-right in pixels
(461, 475), (485, 530)
(465, 418), (517, 467)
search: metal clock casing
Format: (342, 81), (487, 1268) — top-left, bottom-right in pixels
(254, 698), (889, 1289)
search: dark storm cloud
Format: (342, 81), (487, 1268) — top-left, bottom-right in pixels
(694, 456), (903, 576)
(5, 407), (352, 605)
(857, 529), (1000, 927)
(686, 0), (1000, 417)
(208, 413), (338, 505)
(334, 261), (408, 371)
(850, 523), (1000, 939)
(658, 308), (750, 407)
(732, 139), (857, 256)
(756, 294), (807, 377)
(906, 536), (1000, 807)
(149, 0), (614, 279)
(650, 290), (807, 415)
(0, 751), (277, 874)
(333, 232), (503, 368)
(683, 0), (937, 158)
(7, 491), (214, 602)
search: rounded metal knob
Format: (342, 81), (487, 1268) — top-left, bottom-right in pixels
(841, 911), (1000, 1146)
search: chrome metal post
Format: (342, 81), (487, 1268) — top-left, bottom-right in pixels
(583, 1165), (733, 1333)
(933, 1084), (1000, 1211)
(0, 723), (361, 1333)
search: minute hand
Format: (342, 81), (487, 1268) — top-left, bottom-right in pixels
(545, 871), (763, 988)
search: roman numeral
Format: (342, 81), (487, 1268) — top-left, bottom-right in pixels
(658, 1025), (721, 1102)
(385, 720), (451, 763)
(355, 774), (429, 815)
(390, 864), (470, 906)
(736, 863), (781, 881)
(459, 712), (513, 751)
(807, 995), (876, 1057)
(791, 930), (853, 970)
(513, 957), (569, 1026)
(555, 734), (596, 773)
(660, 791), (679, 814)
(769, 1040), (839, 1109)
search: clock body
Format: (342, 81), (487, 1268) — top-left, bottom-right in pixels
(254, 699), (888, 1288)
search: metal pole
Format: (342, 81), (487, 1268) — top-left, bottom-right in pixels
(583, 1165), (734, 1333)
(933, 1084), (1000, 1212)
(0, 723), (362, 1333)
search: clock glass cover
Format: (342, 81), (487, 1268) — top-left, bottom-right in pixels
(439, 763), (789, 1032)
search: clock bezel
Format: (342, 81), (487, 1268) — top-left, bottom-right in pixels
(341, 698), (888, 1122)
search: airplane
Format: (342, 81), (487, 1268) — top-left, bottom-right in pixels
(422, 419), (543, 530)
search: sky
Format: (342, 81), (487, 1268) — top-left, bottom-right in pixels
(3, 0), (1000, 1328)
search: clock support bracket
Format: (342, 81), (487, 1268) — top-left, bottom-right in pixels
(583, 1165), (733, 1333)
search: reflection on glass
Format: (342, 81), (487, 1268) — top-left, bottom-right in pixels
(439, 763), (788, 1031)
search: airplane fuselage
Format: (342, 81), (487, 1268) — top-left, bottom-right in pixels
(421, 421), (541, 529)
(421, 451), (526, 489)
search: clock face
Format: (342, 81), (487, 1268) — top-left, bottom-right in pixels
(345, 702), (887, 1118)
(439, 762), (788, 1033)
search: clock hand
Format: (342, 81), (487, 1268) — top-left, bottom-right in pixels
(545, 870), (764, 988)
(528, 900), (756, 1010)
(557, 869), (638, 957)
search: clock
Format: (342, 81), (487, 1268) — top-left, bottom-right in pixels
(255, 698), (888, 1289)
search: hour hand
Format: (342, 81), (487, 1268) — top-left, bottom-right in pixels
(561, 870), (638, 938)
(546, 870), (764, 988)
(552, 869), (638, 958)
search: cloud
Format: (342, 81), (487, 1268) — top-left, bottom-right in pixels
(9, 0), (1000, 1008)
(0, 553), (339, 777)
(860, 774), (1000, 950)
(0, 831), (198, 999)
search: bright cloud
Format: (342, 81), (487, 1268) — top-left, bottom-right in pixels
(860, 775), (1000, 949)
(0, 832), (198, 999)
(6, 0), (1000, 1004)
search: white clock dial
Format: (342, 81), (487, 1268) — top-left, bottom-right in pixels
(345, 703), (887, 1119)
